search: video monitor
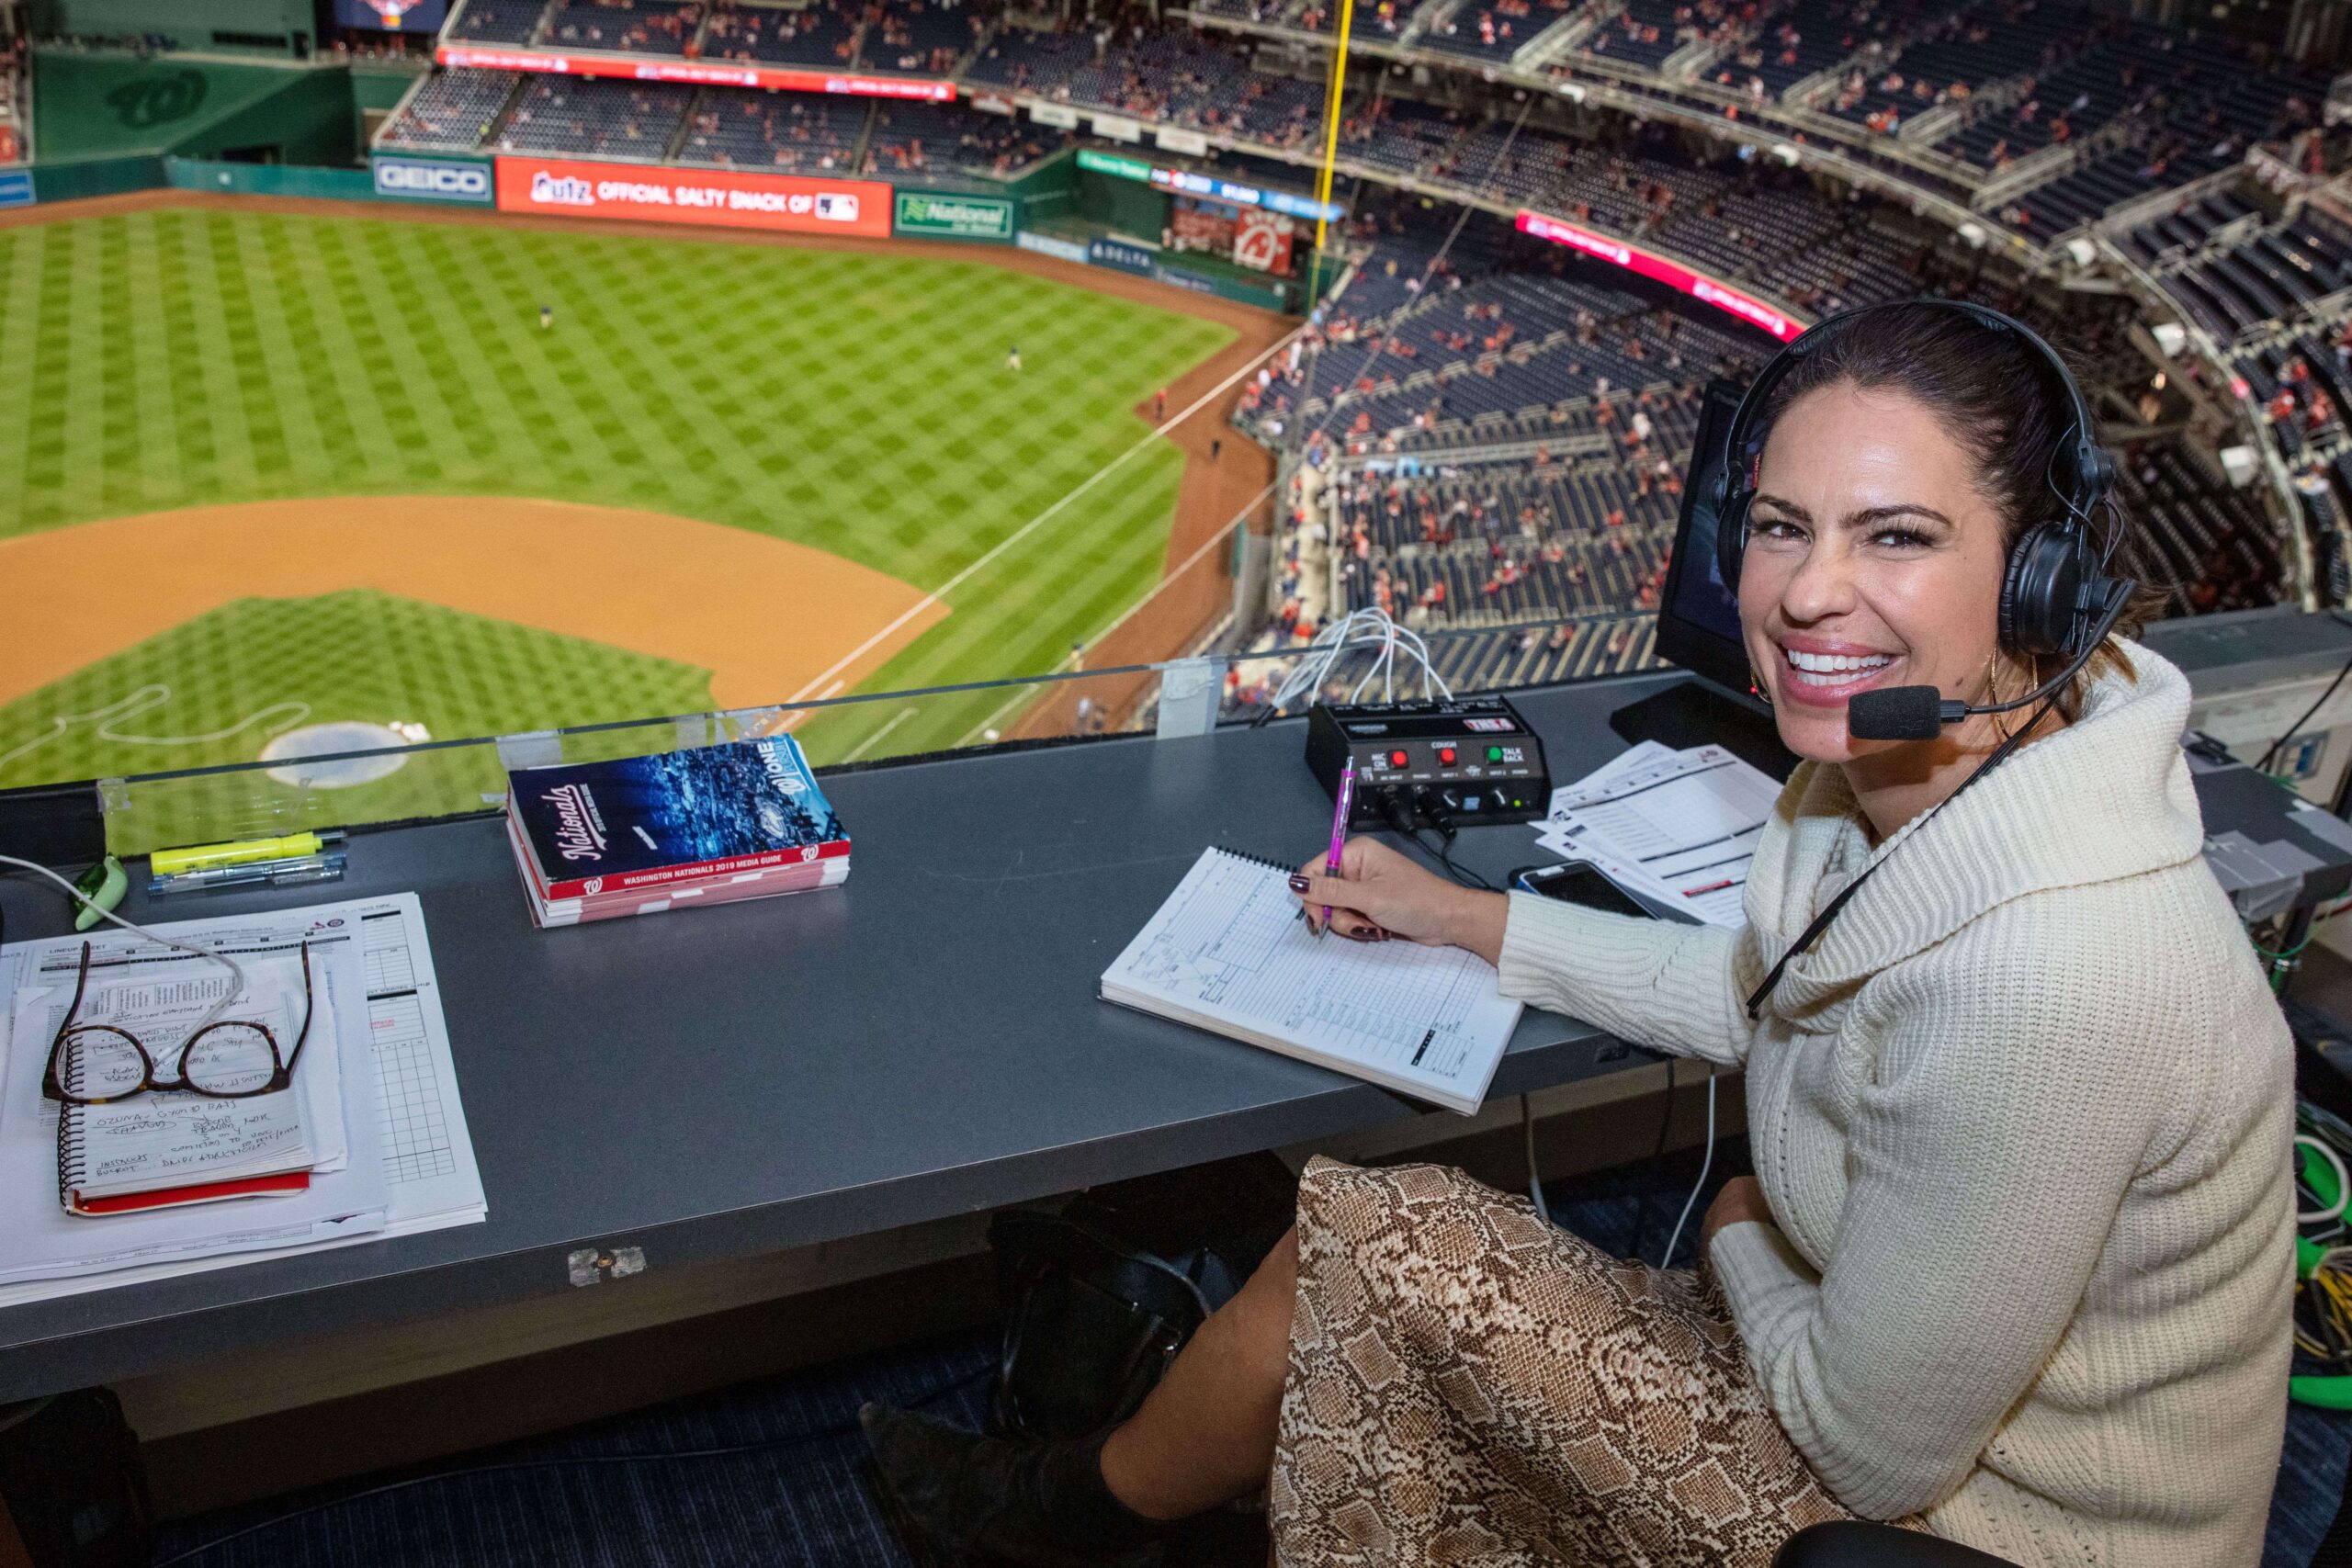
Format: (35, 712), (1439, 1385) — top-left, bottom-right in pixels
(1655, 379), (1758, 700)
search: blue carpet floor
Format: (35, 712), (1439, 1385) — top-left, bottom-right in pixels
(149, 1142), (2351, 1566)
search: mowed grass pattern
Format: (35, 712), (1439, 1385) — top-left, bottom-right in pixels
(0, 208), (1233, 781)
(0, 593), (714, 844)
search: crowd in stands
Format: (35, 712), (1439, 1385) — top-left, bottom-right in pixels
(379, 66), (522, 150)
(495, 74), (695, 156)
(0, 27), (25, 165)
(447, 0), (987, 73)
(384, 64), (1068, 180)
(372, 0), (2321, 685)
(320, 25), (435, 59)
(544, 0), (705, 54)
(680, 90), (863, 170)
(864, 99), (1071, 176)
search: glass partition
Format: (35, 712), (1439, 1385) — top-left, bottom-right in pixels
(75, 612), (1656, 857)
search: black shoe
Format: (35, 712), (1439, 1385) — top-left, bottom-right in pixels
(860, 1404), (1170, 1568)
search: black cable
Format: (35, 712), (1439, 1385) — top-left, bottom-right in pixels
(2258, 639), (2352, 775)
(1425, 829), (1496, 892)
(151, 1366), (990, 1567)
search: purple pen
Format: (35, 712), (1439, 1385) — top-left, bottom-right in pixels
(1322, 759), (1355, 936)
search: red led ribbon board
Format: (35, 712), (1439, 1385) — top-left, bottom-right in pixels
(1513, 210), (1804, 344)
(494, 156), (893, 237)
(437, 45), (955, 101)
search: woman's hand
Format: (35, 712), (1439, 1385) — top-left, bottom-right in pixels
(1289, 837), (1509, 964)
(1698, 1174), (1773, 1255)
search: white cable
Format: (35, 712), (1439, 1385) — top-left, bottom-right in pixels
(1660, 1066), (1717, 1270)
(1272, 608), (1451, 715)
(0, 852), (247, 1038)
(2300, 1133), (2350, 1224)
(1523, 1093), (1551, 1224)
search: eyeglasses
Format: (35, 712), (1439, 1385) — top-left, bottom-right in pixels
(40, 942), (313, 1107)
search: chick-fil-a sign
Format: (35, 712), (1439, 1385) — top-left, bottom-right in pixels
(1514, 209), (1805, 343)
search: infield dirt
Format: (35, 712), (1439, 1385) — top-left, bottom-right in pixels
(1, 191), (1288, 740)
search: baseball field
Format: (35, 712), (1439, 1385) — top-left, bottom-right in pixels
(0, 194), (1278, 823)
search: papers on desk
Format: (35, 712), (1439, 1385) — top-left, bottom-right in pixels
(1532, 742), (1783, 928)
(1102, 848), (1523, 1116)
(0, 893), (484, 1304)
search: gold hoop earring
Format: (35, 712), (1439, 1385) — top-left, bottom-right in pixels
(1985, 653), (2016, 742)
(1747, 666), (1773, 708)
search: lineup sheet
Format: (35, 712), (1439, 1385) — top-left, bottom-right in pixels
(1102, 849), (1522, 1115)
(0, 892), (484, 1307)
(1536, 742), (1781, 927)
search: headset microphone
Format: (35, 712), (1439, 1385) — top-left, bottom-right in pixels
(1846, 581), (2133, 742)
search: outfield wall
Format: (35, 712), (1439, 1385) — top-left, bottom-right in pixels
(6, 145), (1299, 311)
(31, 53), (362, 165)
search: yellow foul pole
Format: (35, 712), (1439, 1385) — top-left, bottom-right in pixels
(1307, 0), (1357, 306)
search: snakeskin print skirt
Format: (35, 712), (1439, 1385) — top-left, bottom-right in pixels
(1269, 1156), (1853, 1566)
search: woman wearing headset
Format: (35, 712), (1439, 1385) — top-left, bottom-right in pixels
(865, 302), (2295, 1567)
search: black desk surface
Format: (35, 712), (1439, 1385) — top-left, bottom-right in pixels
(0, 671), (1676, 1401)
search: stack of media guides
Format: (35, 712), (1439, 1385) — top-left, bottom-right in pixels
(504, 735), (851, 927)
(0, 893), (483, 1302)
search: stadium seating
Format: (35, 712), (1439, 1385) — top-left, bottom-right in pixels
(2120, 439), (2286, 615)
(0, 31), (22, 164)
(863, 0), (984, 74)
(379, 68), (522, 150)
(864, 99), (1073, 176)
(380, 0), (2319, 649)
(1574, 0), (1689, 70)
(450, 0), (550, 44)
(678, 89), (864, 171)
(702, 0), (862, 66)
(1419, 0), (1577, 64)
(542, 0), (704, 55)
(494, 74), (695, 156)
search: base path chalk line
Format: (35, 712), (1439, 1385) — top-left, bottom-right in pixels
(0, 497), (950, 719)
(777, 319), (1307, 709)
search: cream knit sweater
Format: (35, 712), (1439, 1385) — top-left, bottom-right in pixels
(1496, 643), (2295, 1567)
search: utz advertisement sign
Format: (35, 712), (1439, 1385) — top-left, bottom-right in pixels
(494, 157), (890, 238)
(372, 154), (491, 204)
(894, 190), (1014, 242)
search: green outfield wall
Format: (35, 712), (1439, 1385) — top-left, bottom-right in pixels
(28, 0), (313, 55)
(31, 52), (358, 164)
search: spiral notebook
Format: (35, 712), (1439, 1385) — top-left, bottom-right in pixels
(50, 952), (332, 1215)
(1101, 848), (1522, 1115)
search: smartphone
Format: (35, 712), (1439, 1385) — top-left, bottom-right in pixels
(1517, 861), (1697, 923)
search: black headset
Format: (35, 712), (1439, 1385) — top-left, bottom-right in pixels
(1709, 299), (2120, 663)
(1704, 299), (2137, 1019)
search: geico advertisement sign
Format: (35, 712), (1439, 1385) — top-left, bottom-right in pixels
(373, 156), (492, 203)
(492, 158), (890, 237)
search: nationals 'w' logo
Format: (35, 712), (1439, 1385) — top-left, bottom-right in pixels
(106, 72), (207, 130)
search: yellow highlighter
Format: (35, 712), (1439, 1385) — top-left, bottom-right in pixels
(151, 830), (346, 877)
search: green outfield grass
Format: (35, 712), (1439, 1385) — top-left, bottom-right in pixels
(0, 206), (1234, 793)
